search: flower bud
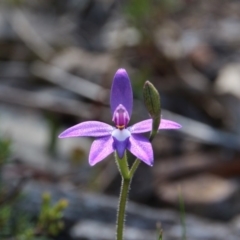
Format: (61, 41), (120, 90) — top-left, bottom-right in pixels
(143, 81), (161, 141)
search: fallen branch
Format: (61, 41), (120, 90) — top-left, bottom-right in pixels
(10, 8), (55, 61)
(0, 85), (109, 121)
(31, 61), (109, 104)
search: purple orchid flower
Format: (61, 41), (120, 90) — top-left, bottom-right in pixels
(59, 69), (181, 166)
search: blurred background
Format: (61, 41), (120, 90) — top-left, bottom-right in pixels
(1, 0), (240, 239)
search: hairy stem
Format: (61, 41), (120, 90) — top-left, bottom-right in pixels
(116, 177), (131, 240)
(115, 152), (129, 179)
(129, 159), (140, 179)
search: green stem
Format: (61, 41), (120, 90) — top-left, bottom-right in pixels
(115, 152), (130, 179)
(129, 159), (141, 179)
(115, 154), (141, 240)
(179, 187), (187, 240)
(115, 108), (160, 240)
(129, 126), (157, 178)
(116, 177), (131, 240)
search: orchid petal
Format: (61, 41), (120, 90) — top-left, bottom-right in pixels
(130, 119), (181, 134)
(127, 134), (153, 166)
(59, 121), (113, 138)
(113, 137), (129, 159)
(89, 136), (114, 166)
(110, 69), (133, 117)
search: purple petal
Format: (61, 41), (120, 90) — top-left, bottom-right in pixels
(110, 69), (133, 117)
(113, 137), (129, 159)
(130, 119), (181, 134)
(127, 134), (153, 166)
(160, 119), (182, 129)
(59, 121), (113, 138)
(89, 136), (114, 166)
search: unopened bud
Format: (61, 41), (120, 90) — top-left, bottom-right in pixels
(143, 81), (161, 141)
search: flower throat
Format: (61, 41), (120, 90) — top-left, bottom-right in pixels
(112, 104), (130, 130)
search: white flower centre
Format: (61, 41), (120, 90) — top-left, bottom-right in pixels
(112, 129), (131, 141)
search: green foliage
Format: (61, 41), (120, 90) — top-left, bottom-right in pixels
(0, 137), (11, 167)
(156, 222), (163, 240)
(124, 0), (152, 22)
(124, 0), (183, 22)
(37, 192), (68, 236)
(179, 187), (187, 240)
(45, 113), (61, 156)
(0, 201), (35, 239)
(123, 0), (155, 39)
(0, 135), (28, 238)
(158, 231), (163, 240)
(0, 133), (68, 239)
(0, 191), (68, 239)
(17, 230), (50, 240)
(3, 0), (26, 6)
(0, 204), (12, 236)
(123, 0), (184, 42)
